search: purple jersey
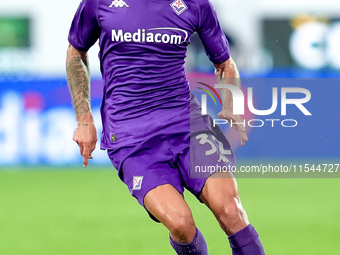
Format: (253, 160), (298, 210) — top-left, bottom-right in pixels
(68, 0), (230, 150)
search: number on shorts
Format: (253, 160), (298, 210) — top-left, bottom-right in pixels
(212, 136), (232, 155)
(195, 133), (232, 157)
(195, 133), (217, 156)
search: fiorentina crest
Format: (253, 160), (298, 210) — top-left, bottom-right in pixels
(132, 176), (143, 190)
(170, 0), (188, 15)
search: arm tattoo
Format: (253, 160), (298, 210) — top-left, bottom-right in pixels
(66, 56), (91, 115)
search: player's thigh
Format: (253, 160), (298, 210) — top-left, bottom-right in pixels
(144, 184), (196, 240)
(199, 171), (239, 210)
(199, 173), (249, 234)
(178, 129), (236, 198)
(181, 128), (248, 233)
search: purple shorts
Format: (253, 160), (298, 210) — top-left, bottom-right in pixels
(107, 122), (235, 221)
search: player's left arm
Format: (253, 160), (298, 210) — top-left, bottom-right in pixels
(66, 44), (97, 167)
(195, 0), (248, 146)
(214, 58), (248, 146)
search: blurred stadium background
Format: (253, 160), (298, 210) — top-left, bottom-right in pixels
(0, 0), (340, 254)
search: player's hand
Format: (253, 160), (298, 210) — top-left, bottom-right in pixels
(73, 122), (97, 167)
(218, 108), (248, 146)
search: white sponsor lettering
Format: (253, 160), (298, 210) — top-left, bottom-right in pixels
(111, 28), (187, 45)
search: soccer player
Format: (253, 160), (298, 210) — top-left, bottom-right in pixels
(66, 0), (265, 254)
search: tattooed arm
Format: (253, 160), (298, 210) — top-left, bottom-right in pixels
(66, 44), (97, 167)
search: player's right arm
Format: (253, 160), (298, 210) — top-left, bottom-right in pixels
(67, 0), (100, 167)
(66, 44), (97, 167)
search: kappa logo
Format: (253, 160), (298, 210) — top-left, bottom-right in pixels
(109, 0), (129, 8)
(132, 176), (143, 190)
(170, 0), (188, 15)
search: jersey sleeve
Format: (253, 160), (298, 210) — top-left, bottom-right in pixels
(196, 0), (230, 64)
(68, 0), (101, 51)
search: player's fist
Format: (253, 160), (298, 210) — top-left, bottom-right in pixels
(218, 108), (248, 146)
(73, 121), (97, 167)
